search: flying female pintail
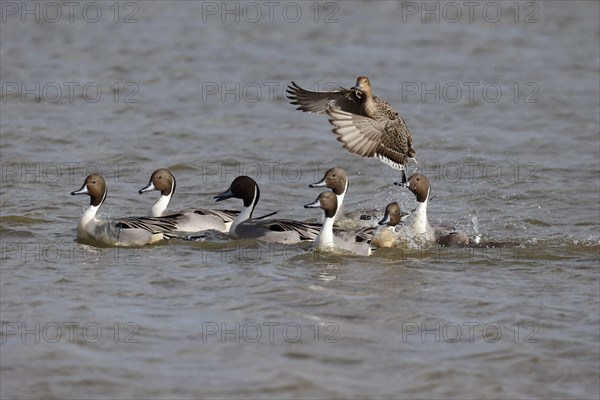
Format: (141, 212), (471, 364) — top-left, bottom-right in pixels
(71, 174), (185, 247)
(287, 76), (416, 183)
(406, 173), (470, 247)
(309, 167), (348, 222)
(214, 176), (320, 243)
(368, 202), (410, 248)
(138, 168), (237, 233)
(304, 191), (372, 256)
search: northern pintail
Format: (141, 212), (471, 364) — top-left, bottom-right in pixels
(138, 168), (237, 233)
(287, 76), (416, 181)
(71, 174), (184, 246)
(304, 191), (372, 256)
(309, 167), (348, 222)
(370, 202), (409, 248)
(214, 176), (320, 243)
(406, 173), (470, 247)
(377, 202), (409, 227)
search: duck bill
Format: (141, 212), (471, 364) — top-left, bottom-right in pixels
(138, 181), (155, 195)
(214, 187), (233, 202)
(351, 84), (362, 91)
(309, 176), (327, 188)
(71, 184), (88, 196)
(378, 214), (391, 226)
(304, 198), (321, 209)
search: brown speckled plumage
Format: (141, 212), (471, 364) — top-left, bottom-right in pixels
(287, 77), (416, 170)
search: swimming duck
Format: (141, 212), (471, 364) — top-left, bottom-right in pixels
(406, 173), (470, 247)
(369, 202), (410, 248)
(304, 191), (372, 256)
(139, 168), (237, 233)
(309, 167), (348, 222)
(214, 176), (320, 243)
(71, 174), (184, 247)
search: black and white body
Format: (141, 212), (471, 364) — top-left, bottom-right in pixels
(214, 176), (320, 243)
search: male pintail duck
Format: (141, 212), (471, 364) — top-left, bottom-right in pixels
(139, 168), (237, 233)
(309, 167), (348, 222)
(406, 173), (471, 247)
(214, 176), (320, 243)
(71, 174), (185, 247)
(304, 191), (372, 256)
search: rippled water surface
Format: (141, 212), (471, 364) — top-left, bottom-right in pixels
(1, 1), (599, 399)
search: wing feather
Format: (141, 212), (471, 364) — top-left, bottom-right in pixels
(286, 81), (362, 115)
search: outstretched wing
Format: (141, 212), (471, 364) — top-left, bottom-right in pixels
(327, 107), (415, 170)
(286, 81), (362, 116)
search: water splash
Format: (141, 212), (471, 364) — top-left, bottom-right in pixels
(471, 213), (481, 244)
